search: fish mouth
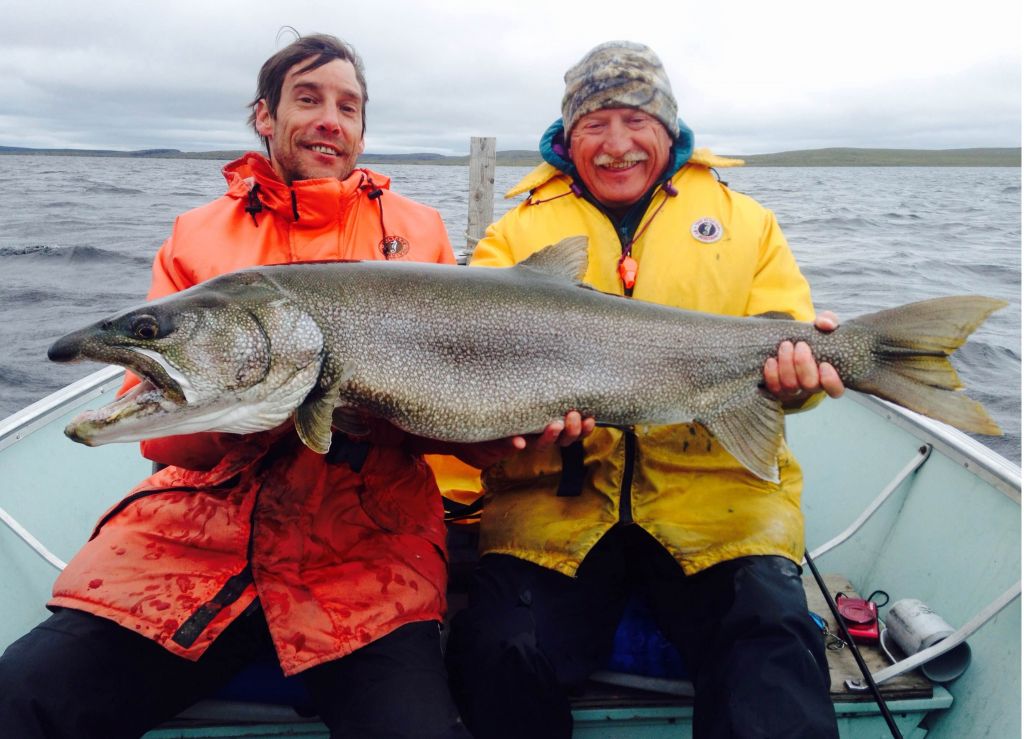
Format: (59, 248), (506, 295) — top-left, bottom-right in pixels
(120, 348), (188, 405)
(61, 347), (191, 444)
(64, 375), (183, 445)
(97, 345), (190, 405)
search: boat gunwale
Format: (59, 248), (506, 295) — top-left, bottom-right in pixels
(845, 392), (1021, 503)
(0, 365), (124, 453)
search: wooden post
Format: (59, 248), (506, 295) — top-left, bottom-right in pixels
(466, 136), (496, 258)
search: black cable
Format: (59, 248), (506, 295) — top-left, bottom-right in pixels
(803, 548), (903, 739)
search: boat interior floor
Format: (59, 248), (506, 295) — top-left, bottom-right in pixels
(155, 573), (945, 737)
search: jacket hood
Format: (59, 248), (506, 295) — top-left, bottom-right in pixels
(221, 152), (393, 225)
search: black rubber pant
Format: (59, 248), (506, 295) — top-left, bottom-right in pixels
(446, 524), (839, 739)
(0, 603), (470, 739)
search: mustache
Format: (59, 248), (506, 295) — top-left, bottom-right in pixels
(593, 152), (649, 167)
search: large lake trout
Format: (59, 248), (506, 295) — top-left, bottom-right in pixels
(48, 237), (1004, 482)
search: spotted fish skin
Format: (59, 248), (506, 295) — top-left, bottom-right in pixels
(48, 237), (1004, 482)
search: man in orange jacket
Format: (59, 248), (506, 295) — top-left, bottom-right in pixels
(0, 33), (581, 739)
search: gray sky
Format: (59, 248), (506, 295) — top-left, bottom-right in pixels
(1, 0), (1020, 155)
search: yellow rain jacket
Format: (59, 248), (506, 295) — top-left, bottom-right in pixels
(469, 150), (817, 576)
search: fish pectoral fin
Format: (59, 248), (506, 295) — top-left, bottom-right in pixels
(294, 363), (366, 453)
(294, 401), (370, 453)
(515, 235), (589, 283)
(293, 368), (357, 453)
(700, 390), (785, 483)
(294, 392), (336, 454)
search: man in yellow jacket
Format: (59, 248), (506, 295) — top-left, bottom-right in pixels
(446, 41), (845, 739)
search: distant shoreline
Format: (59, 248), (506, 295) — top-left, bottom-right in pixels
(0, 145), (1020, 167)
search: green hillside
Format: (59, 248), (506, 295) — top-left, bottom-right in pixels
(729, 147), (1021, 167)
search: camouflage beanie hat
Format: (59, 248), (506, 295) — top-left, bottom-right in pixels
(561, 40), (679, 139)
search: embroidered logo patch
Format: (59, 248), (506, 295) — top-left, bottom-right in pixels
(380, 235), (410, 259)
(690, 217), (723, 244)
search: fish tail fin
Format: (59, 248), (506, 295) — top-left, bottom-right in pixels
(849, 295), (1006, 435)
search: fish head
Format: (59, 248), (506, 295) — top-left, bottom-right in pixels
(49, 271), (326, 445)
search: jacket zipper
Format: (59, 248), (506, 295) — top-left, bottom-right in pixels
(618, 430), (636, 524)
(573, 191), (657, 525)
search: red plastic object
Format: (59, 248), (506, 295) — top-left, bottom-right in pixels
(836, 594), (880, 644)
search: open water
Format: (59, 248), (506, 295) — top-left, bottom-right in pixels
(0, 155), (1019, 462)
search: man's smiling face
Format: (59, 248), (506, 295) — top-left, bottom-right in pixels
(568, 108), (672, 211)
(255, 57), (365, 184)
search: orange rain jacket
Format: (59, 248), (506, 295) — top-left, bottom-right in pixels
(50, 153), (456, 675)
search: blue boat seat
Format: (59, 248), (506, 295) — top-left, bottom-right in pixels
(605, 593), (689, 680)
(212, 657), (314, 711)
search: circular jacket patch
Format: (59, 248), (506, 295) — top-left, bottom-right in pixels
(690, 217), (723, 244)
(380, 235), (410, 259)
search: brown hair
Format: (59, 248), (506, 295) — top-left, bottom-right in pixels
(247, 33), (368, 150)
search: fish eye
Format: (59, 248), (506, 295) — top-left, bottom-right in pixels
(131, 315), (160, 341)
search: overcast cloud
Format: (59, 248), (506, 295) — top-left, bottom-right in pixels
(1, 0), (1020, 155)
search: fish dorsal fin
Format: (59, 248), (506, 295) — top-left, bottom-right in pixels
(293, 365), (361, 453)
(515, 236), (589, 283)
(699, 388), (785, 483)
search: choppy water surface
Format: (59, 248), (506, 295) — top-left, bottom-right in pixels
(0, 156), (1019, 461)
